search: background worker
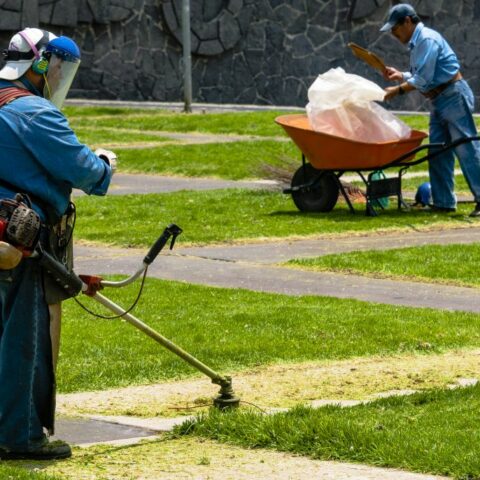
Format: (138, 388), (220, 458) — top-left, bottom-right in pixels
(0, 28), (116, 460)
(381, 3), (480, 217)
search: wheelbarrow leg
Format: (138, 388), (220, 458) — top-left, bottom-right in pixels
(358, 172), (378, 217)
(335, 172), (356, 214)
(398, 167), (410, 211)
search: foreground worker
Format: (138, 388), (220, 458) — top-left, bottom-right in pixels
(381, 3), (480, 216)
(0, 28), (116, 459)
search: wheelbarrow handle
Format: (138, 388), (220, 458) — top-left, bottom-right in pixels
(143, 223), (183, 266)
(386, 135), (480, 169)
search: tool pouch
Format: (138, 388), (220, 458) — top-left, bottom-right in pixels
(42, 202), (75, 304)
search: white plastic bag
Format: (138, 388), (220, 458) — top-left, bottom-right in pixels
(306, 68), (411, 143)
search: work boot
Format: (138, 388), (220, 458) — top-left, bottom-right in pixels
(0, 440), (72, 460)
(469, 203), (480, 217)
(423, 204), (456, 213)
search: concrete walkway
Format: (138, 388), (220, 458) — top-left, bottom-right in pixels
(74, 226), (480, 313)
(73, 173), (279, 196)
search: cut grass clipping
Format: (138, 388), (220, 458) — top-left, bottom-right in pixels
(0, 465), (60, 480)
(58, 278), (480, 393)
(287, 243), (480, 288)
(175, 384), (480, 479)
(73, 190), (474, 247)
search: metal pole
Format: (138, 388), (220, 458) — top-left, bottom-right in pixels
(182, 0), (192, 113)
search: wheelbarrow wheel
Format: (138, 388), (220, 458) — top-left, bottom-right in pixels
(291, 164), (339, 212)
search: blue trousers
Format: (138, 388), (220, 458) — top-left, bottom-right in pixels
(428, 79), (480, 208)
(0, 258), (53, 452)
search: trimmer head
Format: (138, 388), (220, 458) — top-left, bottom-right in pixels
(213, 376), (240, 410)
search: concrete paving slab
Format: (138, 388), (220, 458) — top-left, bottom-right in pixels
(87, 414), (194, 432)
(177, 227), (480, 263)
(51, 417), (158, 446)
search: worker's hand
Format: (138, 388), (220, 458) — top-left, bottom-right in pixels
(383, 66), (403, 82)
(95, 148), (117, 175)
(384, 86), (400, 101)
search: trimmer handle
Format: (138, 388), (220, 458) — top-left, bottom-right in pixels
(143, 224), (182, 266)
(35, 246), (84, 297)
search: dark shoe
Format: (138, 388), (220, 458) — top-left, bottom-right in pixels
(424, 204), (456, 213)
(0, 440), (72, 460)
(469, 203), (480, 217)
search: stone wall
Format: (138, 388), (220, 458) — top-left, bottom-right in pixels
(0, 0), (478, 110)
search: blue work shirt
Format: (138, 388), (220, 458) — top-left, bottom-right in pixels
(0, 79), (111, 220)
(402, 23), (460, 93)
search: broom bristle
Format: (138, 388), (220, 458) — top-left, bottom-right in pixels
(260, 161), (366, 203)
(340, 182), (366, 203)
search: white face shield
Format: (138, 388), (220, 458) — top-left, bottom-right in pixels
(42, 36), (81, 109)
(43, 54), (80, 109)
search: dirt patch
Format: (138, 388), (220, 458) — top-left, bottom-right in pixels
(57, 348), (480, 418)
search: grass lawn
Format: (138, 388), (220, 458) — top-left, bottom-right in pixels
(286, 243), (480, 288)
(66, 108), (296, 137)
(176, 384), (480, 479)
(73, 189), (475, 247)
(74, 126), (172, 148)
(112, 140), (297, 179)
(58, 277), (480, 393)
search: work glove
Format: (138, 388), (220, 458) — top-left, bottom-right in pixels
(0, 241), (22, 270)
(95, 148), (117, 175)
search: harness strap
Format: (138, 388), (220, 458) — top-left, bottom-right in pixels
(0, 86), (34, 107)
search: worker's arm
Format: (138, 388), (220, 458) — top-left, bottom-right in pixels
(384, 81), (416, 101)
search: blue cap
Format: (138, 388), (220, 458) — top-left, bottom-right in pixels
(380, 4), (417, 32)
(45, 36), (81, 63)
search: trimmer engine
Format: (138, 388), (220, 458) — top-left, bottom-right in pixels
(0, 196), (41, 253)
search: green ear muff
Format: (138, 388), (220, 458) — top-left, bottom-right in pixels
(32, 55), (49, 75)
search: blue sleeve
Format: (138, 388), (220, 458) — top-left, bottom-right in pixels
(407, 38), (440, 90)
(22, 105), (112, 195)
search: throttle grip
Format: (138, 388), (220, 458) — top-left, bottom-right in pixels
(143, 224), (182, 265)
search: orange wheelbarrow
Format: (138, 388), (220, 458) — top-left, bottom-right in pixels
(276, 114), (479, 216)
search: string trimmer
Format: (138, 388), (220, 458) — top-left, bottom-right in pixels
(33, 223), (240, 410)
